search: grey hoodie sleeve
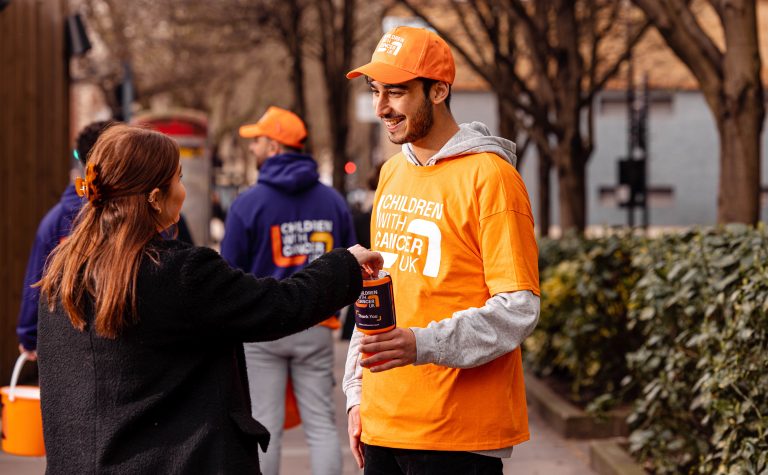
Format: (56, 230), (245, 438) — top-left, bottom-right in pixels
(343, 291), (539, 410)
(411, 290), (539, 368)
(342, 329), (364, 411)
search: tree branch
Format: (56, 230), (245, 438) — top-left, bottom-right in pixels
(632, 0), (723, 86)
(397, 0), (494, 83)
(582, 18), (652, 107)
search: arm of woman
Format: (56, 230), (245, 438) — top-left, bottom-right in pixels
(179, 246), (380, 342)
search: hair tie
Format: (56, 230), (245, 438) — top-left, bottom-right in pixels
(75, 162), (102, 205)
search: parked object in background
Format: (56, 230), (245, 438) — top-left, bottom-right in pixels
(132, 110), (211, 245)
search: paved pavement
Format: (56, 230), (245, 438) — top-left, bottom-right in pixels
(0, 339), (597, 474)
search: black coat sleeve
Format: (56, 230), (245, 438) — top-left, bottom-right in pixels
(177, 247), (362, 342)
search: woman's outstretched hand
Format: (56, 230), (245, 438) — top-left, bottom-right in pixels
(347, 245), (383, 279)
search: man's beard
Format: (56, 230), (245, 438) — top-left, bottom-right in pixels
(387, 97), (434, 145)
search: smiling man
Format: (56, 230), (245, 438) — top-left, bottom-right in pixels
(342, 26), (541, 474)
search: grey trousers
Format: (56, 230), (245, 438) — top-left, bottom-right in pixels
(244, 326), (342, 475)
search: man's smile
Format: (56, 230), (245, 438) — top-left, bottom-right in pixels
(382, 116), (405, 132)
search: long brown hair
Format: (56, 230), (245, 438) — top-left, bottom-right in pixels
(38, 124), (180, 338)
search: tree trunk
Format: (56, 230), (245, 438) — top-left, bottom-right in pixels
(553, 0), (587, 234)
(328, 81), (350, 196)
(498, 96), (526, 170)
(538, 147), (552, 237)
(316, 0), (354, 196)
(715, 101), (763, 223)
(631, 0), (764, 224)
(498, 98), (517, 143)
(282, 0), (310, 152)
(715, 0), (764, 224)
(556, 142), (588, 233)
(289, 40), (307, 122)
(288, 42), (311, 154)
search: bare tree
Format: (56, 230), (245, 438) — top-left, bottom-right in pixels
(77, 0), (274, 120)
(395, 0), (649, 234)
(77, 0), (384, 194)
(255, 0), (311, 121)
(311, 0), (356, 195)
(631, 0), (764, 224)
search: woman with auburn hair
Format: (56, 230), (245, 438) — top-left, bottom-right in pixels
(36, 124), (382, 474)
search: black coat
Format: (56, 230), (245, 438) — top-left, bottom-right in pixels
(38, 240), (361, 474)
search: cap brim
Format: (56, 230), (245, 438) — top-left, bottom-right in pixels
(239, 124), (265, 138)
(346, 62), (419, 84)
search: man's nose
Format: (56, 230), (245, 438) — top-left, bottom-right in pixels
(375, 95), (390, 118)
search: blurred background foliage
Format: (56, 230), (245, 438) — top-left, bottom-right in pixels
(529, 226), (768, 474)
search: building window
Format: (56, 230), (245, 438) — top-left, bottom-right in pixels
(598, 186), (675, 208)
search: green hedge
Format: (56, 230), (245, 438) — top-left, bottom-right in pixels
(526, 232), (643, 409)
(530, 227), (768, 473)
(626, 226), (768, 474)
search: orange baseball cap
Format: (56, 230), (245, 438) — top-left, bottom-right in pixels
(347, 26), (455, 85)
(239, 106), (307, 149)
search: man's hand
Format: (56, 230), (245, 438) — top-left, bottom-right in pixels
(348, 405), (364, 469)
(359, 327), (416, 372)
(18, 344), (37, 361)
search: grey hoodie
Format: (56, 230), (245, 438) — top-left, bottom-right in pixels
(343, 122), (539, 458)
(403, 121), (517, 166)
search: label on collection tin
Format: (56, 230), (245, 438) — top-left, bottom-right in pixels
(354, 271), (396, 334)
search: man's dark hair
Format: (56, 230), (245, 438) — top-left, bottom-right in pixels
(75, 120), (114, 165)
(421, 79), (452, 110)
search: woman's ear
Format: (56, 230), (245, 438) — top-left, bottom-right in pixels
(147, 188), (162, 213)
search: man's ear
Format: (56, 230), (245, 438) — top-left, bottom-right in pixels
(432, 82), (450, 105)
(268, 139), (282, 156)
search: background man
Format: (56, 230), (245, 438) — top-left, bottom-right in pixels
(343, 26), (541, 474)
(222, 106), (356, 475)
(17, 120), (112, 359)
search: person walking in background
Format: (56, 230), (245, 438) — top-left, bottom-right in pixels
(36, 124), (382, 473)
(221, 106), (356, 475)
(343, 26), (541, 474)
(16, 120), (112, 359)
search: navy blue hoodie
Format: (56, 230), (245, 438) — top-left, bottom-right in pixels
(17, 185), (83, 350)
(221, 153), (356, 281)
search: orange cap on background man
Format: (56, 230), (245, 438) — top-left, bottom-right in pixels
(239, 106), (307, 149)
(347, 26), (455, 85)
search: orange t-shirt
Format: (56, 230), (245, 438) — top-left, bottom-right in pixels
(360, 151), (539, 451)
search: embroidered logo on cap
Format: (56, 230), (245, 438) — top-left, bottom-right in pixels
(375, 33), (405, 56)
